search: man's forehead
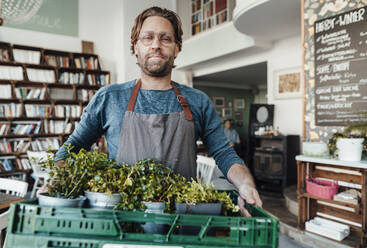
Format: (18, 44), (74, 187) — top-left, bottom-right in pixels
(140, 16), (174, 34)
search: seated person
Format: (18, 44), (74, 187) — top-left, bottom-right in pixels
(223, 119), (241, 155)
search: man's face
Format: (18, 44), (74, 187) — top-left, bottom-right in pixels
(224, 121), (231, 129)
(134, 16), (179, 77)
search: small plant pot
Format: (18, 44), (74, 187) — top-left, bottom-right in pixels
(337, 138), (364, 162)
(38, 193), (86, 208)
(141, 201), (167, 234)
(175, 202), (222, 235)
(85, 191), (122, 209)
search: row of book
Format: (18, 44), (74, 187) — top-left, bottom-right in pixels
(0, 104), (22, 117)
(13, 49), (41, 64)
(10, 122), (41, 135)
(43, 119), (72, 134)
(26, 68), (56, 83)
(74, 56), (99, 70)
(0, 158), (31, 172)
(44, 55), (70, 68)
(0, 48), (10, 62)
(0, 86), (94, 102)
(0, 65), (24, 81)
(87, 74), (110, 86)
(77, 89), (96, 102)
(59, 72), (85, 84)
(0, 120), (74, 136)
(0, 84), (12, 98)
(24, 104), (52, 118)
(15, 87), (47, 100)
(0, 137), (60, 154)
(54, 105), (82, 118)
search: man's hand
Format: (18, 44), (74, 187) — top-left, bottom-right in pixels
(237, 183), (262, 217)
(227, 163), (262, 217)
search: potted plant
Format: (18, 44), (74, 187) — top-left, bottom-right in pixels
(328, 122), (367, 161)
(173, 179), (239, 235)
(174, 179), (239, 216)
(83, 151), (127, 209)
(115, 159), (186, 234)
(39, 146), (89, 207)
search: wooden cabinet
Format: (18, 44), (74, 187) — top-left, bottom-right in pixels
(0, 42), (110, 176)
(297, 156), (367, 247)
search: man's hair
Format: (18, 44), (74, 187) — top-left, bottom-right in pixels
(130, 6), (183, 54)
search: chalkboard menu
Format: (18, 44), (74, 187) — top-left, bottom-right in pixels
(314, 6), (367, 126)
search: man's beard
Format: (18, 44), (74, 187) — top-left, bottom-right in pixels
(138, 53), (174, 77)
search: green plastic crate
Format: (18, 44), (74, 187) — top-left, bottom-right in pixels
(5, 193), (278, 248)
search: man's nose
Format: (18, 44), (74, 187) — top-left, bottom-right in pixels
(151, 37), (162, 49)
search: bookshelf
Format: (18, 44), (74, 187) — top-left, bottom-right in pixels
(0, 43), (110, 178)
(191, 0), (235, 36)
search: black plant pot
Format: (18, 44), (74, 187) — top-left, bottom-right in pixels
(175, 202), (222, 235)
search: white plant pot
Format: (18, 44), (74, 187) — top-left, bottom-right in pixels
(336, 138), (364, 162)
(85, 191), (122, 209)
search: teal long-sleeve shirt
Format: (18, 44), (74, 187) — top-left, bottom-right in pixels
(55, 80), (245, 178)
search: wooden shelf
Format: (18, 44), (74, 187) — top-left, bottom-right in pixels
(0, 42), (108, 178)
(0, 117), (80, 121)
(2, 133), (71, 139)
(300, 193), (361, 211)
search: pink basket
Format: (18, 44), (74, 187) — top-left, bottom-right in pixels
(306, 178), (338, 199)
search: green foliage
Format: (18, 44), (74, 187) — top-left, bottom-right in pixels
(174, 179), (239, 214)
(41, 145), (115, 199)
(116, 159), (187, 212)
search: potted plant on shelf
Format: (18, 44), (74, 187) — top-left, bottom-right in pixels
(39, 145), (89, 207)
(328, 122), (367, 162)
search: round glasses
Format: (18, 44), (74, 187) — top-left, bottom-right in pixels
(138, 33), (175, 47)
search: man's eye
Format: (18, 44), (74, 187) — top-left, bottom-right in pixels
(161, 37), (172, 42)
(143, 36), (153, 40)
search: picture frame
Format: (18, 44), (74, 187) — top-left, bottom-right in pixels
(274, 67), (302, 99)
(213, 96), (225, 108)
(222, 108), (232, 118)
(234, 98), (245, 109)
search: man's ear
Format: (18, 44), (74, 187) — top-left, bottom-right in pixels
(133, 42), (138, 55)
(174, 44), (179, 58)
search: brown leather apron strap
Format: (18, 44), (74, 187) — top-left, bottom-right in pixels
(171, 82), (193, 121)
(127, 79), (193, 121)
(127, 79), (142, 111)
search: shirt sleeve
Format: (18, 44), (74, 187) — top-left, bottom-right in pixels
(199, 94), (246, 178)
(54, 90), (105, 161)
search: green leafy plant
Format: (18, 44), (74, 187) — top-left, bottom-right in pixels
(175, 179), (240, 215)
(41, 145), (115, 199)
(116, 159), (187, 212)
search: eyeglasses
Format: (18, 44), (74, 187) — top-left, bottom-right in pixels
(138, 32), (175, 46)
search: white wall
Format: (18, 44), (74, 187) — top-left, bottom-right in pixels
(181, 35), (303, 137)
(0, 0), (124, 83)
(0, 0), (180, 85)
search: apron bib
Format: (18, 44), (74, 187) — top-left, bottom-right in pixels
(115, 79), (197, 179)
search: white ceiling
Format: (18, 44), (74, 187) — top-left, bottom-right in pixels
(193, 62), (267, 90)
(233, 0), (301, 41)
(193, 0), (301, 89)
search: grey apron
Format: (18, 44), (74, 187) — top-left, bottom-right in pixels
(115, 79), (197, 179)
